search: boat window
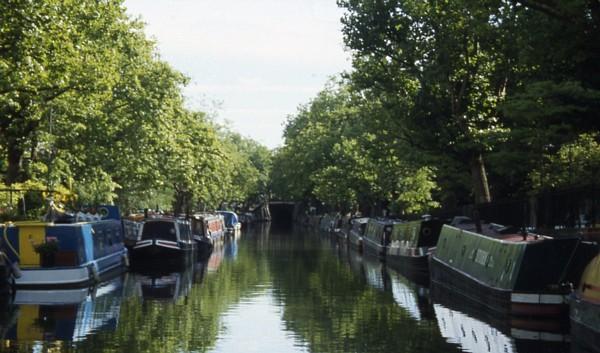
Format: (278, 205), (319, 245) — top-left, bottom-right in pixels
(142, 221), (177, 241)
(178, 222), (191, 242)
(94, 229), (105, 258)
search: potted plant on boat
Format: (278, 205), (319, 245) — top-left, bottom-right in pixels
(34, 239), (59, 267)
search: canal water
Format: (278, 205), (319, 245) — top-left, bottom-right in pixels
(0, 224), (581, 353)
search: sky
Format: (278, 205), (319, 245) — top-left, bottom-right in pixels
(124, 0), (352, 149)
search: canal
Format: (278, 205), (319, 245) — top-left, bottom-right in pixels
(0, 224), (579, 353)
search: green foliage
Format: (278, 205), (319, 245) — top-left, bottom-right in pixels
(530, 133), (600, 191)
(0, 0), (270, 215)
(273, 81), (440, 215)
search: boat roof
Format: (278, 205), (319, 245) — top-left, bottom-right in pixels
(350, 217), (370, 224)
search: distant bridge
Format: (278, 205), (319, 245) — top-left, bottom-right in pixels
(268, 201), (296, 225)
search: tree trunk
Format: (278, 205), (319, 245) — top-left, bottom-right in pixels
(470, 152), (492, 204)
(5, 143), (25, 185)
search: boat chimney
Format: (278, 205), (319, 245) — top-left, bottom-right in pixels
(473, 209), (482, 233)
(520, 227), (528, 241)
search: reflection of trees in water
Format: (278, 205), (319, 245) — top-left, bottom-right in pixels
(0, 236), (272, 353)
(268, 232), (457, 353)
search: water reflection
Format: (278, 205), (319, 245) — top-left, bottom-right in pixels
(125, 266), (197, 302)
(431, 283), (570, 353)
(2, 276), (124, 345)
(386, 266), (433, 322)
(0, 225), (580, 353)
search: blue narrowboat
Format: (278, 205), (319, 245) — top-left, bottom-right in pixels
(217, 211), (241, 235)
(0, 205), (128, 288)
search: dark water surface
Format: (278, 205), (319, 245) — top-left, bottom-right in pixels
(0, 225), (578, 352)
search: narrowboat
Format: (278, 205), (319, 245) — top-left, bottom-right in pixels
(362, 218), (397, 259)
(570, 252), (600, 352)
(387, 218), (443, 273)
(4, 276), (124, 343)
(193, 212), (226, 243)
(0, 205), (128, 288)
(190, 213), (218, 257)
(217, 210), (241, 235)
(130, 217), (196, 263)
(430, 219), (597, 317)
(122, 213), (144, 250)
(318, 213), (339, 233)
(348, 217), (369, 252)
(333, 214), (352, 242)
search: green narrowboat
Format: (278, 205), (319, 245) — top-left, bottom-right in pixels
(570, 253), (600, 352)
(387, 219), (443, 273)
(430, 222), (595, 317)
(348, 217), (369, 252)
(362, 218), (396, 259)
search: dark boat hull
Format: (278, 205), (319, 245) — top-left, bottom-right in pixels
(362, 237), (386, 259)
(430, 255), (568, 317)
(386, 253), (429, 275)
(131, 241), (196, 267)
(0, 262), (10, 295)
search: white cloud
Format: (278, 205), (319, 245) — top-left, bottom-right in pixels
(125, 0), (351, 148)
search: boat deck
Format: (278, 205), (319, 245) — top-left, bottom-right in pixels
(453, 222), (543, 243)
(498, 233), (543, 242)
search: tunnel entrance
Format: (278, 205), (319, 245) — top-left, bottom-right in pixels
(268, 201), (296, 227)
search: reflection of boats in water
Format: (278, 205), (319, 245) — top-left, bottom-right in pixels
(207, 241), (224, 273)
(361, 253), (386, 290)
(386, 266), (433, 321)
(224, 237), (238, 259)
(1, 276), (124, 343)
(125, 267), (194, 302)
(432, 282), (569, 353)
(342, 244), (434, 323)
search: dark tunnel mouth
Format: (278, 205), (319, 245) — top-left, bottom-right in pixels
(268, 203), (295, 228)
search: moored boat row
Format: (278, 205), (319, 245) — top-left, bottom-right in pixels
(308, 211), (600, 350)
(0, 204), (244, 291)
